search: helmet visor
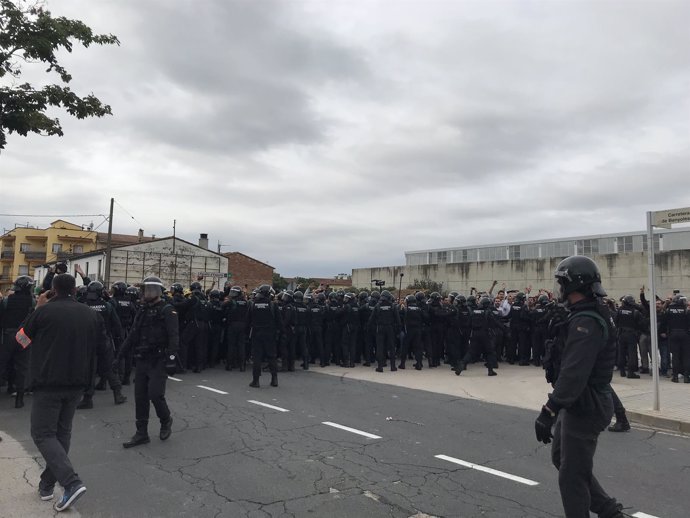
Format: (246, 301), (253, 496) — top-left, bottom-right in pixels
(144, 285), (162, 301)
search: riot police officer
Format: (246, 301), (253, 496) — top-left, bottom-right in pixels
(427, 292), (450, 368)
(207, 289), (224, 367)
(77, 281), (126, 409)
(324, 292), (342, 367)
(534, 255), (628, 518)
(111, 282), (138, 385)
(117, 276), (178, 448)
(399, 294), (426, 370)
(340, 292), (360, 368)
(665, 294), (690, 383)
(362, 291), (380, 366)
(309, 293), (326, 366)
(0, 275), (35, 408)
(246, 284), (281, 387)
(224, 285), (249, 371)
(292, 291), (311, 369)
(615, 295), (644, 378)
(509, 292), (532, 365)
(368, 290), (401, 372)
(457, 296), (500, 376)
(530, 294), (550, 367)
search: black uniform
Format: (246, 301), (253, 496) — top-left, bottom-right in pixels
(324, 299), (342, 367)
(531, 303), (550, 366)
(181, 292), (210, 372)
(509, 300), (532, 364)
(246, 293), (281, 386)
(207, 296), (224, 367)
(112, 294), (138, 384)
(279, 300), (297, 371)
(293, 299), (311, 369)
(0, 291), (34, 402)
(460, 306), (500, 374)
(614, 303), (644, 376)
(117, 300), (178, 438)
(428, 301), (450, 367)
(83, 297), (124, 403)
(308, 300), (326, 365)
(340, 299), (359, 367)
(546, 300), (622, 518)
(665, 301), (690, 381)
(224, 296), (249, 371)
(400, 301), (426, 369)
(368, 299), (401, 372)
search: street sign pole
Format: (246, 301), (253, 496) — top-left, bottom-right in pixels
(646, 205), (690, 412)
(646, 211), (660, 411)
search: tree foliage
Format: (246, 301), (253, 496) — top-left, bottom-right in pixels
(0, 0), (119, 149)
(407, 278), (444, 293)
(272, 272), (288, 291)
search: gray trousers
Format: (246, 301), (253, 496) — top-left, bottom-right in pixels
(31, 389), (83, 490)
(551, 405), (619, 518)
(639, 333), (651, 370)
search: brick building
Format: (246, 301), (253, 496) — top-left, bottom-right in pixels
(222, 252), (274, 291)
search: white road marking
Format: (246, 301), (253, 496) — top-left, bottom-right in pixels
(247, 400), (290, 412)
(196, 385), (229, 395)
(167, 376), (182, 382)
(435, 454), (539, 486)
(633, 513), (661, 518)
(322, 421), (382, 439)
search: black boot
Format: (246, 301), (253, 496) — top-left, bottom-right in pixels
(123, 422), (150, 448)
(608, 418), (631, 432)
(488, 368), (497, 376)
(77, 395), (93, 409)
(113, 388), (127, 405)
(270, 373), (278, 387)
(14, 392), (24, 409)
(455, 362), (465, 376)
(95, 378), (107, 391)
(249, 375), (260, 388)
(627, 372), (640, 379)
(160, 417), (173, 441)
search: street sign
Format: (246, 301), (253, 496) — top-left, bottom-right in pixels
(196, 272), (229, 278)
(651, 206), (690, 229)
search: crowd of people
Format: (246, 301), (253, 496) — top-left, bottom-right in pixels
(1, 267), (689, 407)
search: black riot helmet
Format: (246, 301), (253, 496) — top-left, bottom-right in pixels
(126, 286), (140, 301)
(337, 290), (345, 300)
(380, 290), (393, 302)
(258, 284), (271, 297)
(171, 283), (184, 295)
(304, 294), (313, 304)
(328, 291), (338, 302)
(12, 275), (34, 293)
(370, 290), (381, 301)
(343, 292), (355, 303)
(415, 291), (426, 303)
(86, 280), (104, 300)
(554, 255), (606, 302)
(112, 281), (127, 297)
(405, 294), (416, 305)
(479, 296), (492, 309)
(622, 295), (635, 306)
(455, 294), (466, 305)
(283, 290), (294, 303)
(467, 295), (477, 308)
(448, 291), (459, 302)
(55, 262), (68, 274)
(515, 292), (526, 303)
(76, 285), (88, 302)
(316, 292), (326, 303)
(538, 294), (549, 305)
(210, 289), (221, 300)
(190, 281), (202, 292)
(429, 292), (441, 302)
(143, 276), (165, 301)
(358, 291), (369, 302)
(293, 290), (304, 302)
(229, 285), (243, 298)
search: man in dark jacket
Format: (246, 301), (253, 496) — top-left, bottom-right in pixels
(17, 274), (104, 512)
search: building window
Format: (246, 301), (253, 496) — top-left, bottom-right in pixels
(619, 236), (633, 253)
(642, 234), (661, 252)
(437, 251), (447, 263)
(508, 245), (520, 260)
(52, 243), (63, 254)
(18, 265), (29, 275)
(577, 239), (599, 256)
(73, 245), (83, 254)
(20, 243), (30, 252)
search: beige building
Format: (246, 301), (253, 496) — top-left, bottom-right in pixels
(0, 220), (99, 292)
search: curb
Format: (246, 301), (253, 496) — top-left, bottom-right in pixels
(627, 411), (690, 435)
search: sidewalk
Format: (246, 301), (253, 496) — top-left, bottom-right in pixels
(312, 363), (690, 434)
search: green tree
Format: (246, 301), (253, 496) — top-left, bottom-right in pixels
(272, 272), (288, 291)
(0, 0), (119, 149)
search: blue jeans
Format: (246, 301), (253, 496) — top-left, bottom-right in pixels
(31, 389), (83, 490)
(658, 337), (670, 374)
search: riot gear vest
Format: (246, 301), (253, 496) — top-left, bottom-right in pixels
(309, 304), (326, 327)
(616, 306), (639, 332)
(294, 302), (310, 326)
(1, 292), (34, 329)
(403, 303), (424, 328)
(249, 296), (277, 329)
(228, 298), (249, 324)
(135, 301), (174, 358)
(666, 303), (689, 332)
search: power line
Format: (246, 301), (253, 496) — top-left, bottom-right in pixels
(0, 213), (107, 218)
(113, 200), (144, 228)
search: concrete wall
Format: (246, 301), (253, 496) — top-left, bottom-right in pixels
(353, 251), (690, 300)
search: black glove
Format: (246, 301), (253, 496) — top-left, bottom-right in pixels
(535, 406), (555, 444)
(164, 353), (178, 376)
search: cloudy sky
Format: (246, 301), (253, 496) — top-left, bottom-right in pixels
(1, 0), (689, 277)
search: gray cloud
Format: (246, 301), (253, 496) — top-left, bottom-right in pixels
(1, 0), (689, 278)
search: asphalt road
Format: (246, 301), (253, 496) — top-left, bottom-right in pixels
(1, 367), (688, 518)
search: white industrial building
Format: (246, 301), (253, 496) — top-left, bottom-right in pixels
(353, 228), (690, 300)
(35, 234), (228, 291)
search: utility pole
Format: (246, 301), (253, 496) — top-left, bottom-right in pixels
(104, 197), (114, 286)
(172, 219), (177, 282)
(172, 219), (176, 254)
